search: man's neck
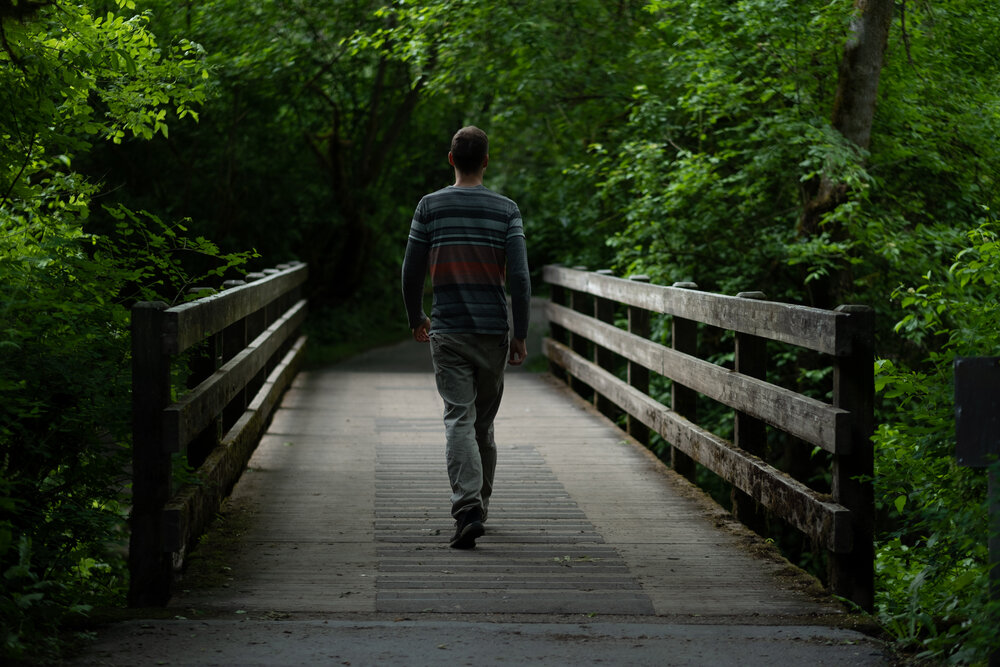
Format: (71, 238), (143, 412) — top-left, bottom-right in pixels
(453, 170), (484, 188)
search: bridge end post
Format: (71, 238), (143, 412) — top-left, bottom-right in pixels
(830, 304), (875, 612)
(128, 301), (172, 607)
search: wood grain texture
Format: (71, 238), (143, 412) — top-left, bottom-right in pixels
(163, 300), (306, 453)
(546, 302), (850, 453)
(163, 335), (307, 554)
(174, 340), (843, 619)
(543, 265), (855, 355)
(544, 338), (852, 553)
(162, 263), (307, 354)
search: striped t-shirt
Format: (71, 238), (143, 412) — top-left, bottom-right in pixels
(401, 184), (530, 339)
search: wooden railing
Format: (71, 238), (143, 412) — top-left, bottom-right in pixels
(128, 262), (308, 606)
(543, 265), (875, 611)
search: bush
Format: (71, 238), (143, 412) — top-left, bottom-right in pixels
(873, 219), (1000, 663)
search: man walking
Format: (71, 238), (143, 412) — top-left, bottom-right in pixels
(401, 126), (531, 549)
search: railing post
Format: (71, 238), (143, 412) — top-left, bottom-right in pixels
(569, 267), (594, 402)
(548, 273), (568, 380)
(222, 280), (248, 433)
(671, 282), (699, 481)
(731, 291), (769, 534)
(244, 272), (270, 397)
(831, 304), (875, 612)
(185, 287), (221, 468)
(128, 301), (172, 607)
(594, 270), (619, 419)
(627, 275), (651, 445)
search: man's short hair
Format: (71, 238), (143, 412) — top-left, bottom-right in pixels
(451, 126), (489, 174)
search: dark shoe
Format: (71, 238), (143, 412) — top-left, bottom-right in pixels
(449, 508), (485, 549)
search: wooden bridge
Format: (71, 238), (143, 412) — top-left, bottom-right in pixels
(172, 339), (836, 618)
(105, 263), (887, 664)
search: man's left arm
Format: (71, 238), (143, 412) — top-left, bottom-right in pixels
(401, 237), (430, 343)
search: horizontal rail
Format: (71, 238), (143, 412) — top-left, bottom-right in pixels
(130, 260), (308, 607)
(162, 299), (307, 453)
(544, 265), (858, 356)
(163, 335), (307, 553)
(163, 262), (307, 355)
(547, 302), (851, 453)
(544, 338), (852, 553)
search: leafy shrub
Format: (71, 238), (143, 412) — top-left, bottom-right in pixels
(1, 2), (250, 659)
(0, 204), (252, 661)
(873, 219), (1000, 663)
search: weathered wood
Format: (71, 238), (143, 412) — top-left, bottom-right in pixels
(594, 270), (618, 419)
(671, 282), (699, 481)
(548, 279), (568, 380)
(829, 304), (875, 611)
(543, 265), (852, 356)
(221, 316), (248, 433)
(545, 303), (850, 453)
(128, 301), (172, 607)
(544, 338), (852, 552)
(162, 263), (307, 354)
(163, 299), (307, 453)
(130, 262), (308, 606)
(627, 275), (651, 445)
(163, 335), (307, 554)
(569, 267), (593, 401)
(732, 291), (769, 533)
(173, 339), (847, 622)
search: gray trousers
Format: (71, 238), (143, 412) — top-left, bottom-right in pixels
(429, 332), (508, 520)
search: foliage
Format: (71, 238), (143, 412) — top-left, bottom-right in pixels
(1, 1), (249, 660)
(873, 220), (1000, 663)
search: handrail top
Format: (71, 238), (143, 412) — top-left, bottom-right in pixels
(140, 262), (307, 355)
(164, 261), (306, 313)
(543, 264), (870, 356)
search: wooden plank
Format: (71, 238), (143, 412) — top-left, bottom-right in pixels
(163, 300), (307, 453)
(164, 335), (307, 553)
(546, 303), (850, 453)
(173, 338), (843, 619)
(627, 275), (651, 445)
(543, 265), (851, 355)
(732, 291), (769, 532)
(671, 282), (698, 480)
(544, 338), (852, 552)
(162, 263), (307, 354)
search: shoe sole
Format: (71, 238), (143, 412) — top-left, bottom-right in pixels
(450, 521), (485, 549)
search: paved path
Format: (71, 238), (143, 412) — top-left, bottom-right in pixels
(74, 339), (887, 665)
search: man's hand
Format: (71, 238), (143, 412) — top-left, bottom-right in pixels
(508, 338), (527, 366)
(412, 317), (431, 343)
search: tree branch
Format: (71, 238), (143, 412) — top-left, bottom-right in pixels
(1, 133), (36, 208)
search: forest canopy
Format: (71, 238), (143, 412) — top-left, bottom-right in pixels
(2, 0), (999, 662)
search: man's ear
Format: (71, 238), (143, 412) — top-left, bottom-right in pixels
(482, 155), (489, 170)
(448, 152), (456, 167)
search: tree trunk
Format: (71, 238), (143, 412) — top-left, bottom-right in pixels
(830, 0), (895, 150)
(799, 0), (894, 305)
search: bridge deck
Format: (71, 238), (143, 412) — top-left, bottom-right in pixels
(173, 339), (842, 621)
